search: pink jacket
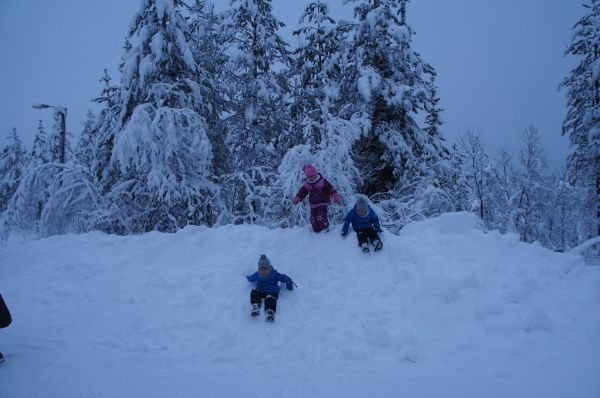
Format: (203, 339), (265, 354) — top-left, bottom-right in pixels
(294, 174), (337, 208)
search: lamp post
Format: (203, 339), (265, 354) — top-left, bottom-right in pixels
(32, 104), (67, 163)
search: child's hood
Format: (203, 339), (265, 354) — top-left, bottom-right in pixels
(353, 204), (372, 218)
(258, 268), (279, 278)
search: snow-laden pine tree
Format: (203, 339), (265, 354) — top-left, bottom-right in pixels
(561, 0), (600, 239)
(75, 111), (98, 174)
(0, 128), (28, 212)
(546, 173), (585, 251)
(385, 63), (450, 226)
(103, 0), (218, 232)
(186, 0), (223, 125)
(187, 0), (229, 176)
(423, 71), (446, 159)
(115, 0), (213, 126)
(4, 119), (61, 232)
(337, 0), (446, 198)
(4, 114), (103, 236)
(31, 120), (50, 165)
(290, 1), (339, 150)
(268, 1), (362, 227)
(37, 162), (105, 236)
(28, 107), (109, 237)
(220, 0), (291, 224)
(91, 69), (121, 187)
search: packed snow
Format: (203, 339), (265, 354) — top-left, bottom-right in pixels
(1, 212), (599, 398)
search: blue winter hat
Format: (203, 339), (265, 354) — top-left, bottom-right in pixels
(258, 254), (272, 271)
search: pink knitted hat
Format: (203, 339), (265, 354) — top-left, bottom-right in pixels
(304, 164), (318, 177)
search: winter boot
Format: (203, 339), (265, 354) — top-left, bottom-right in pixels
(374, 240), (383, 252)
(265, 309), (275, 322)
(361, 243), (370, 253)
(251, 303), (260, 317)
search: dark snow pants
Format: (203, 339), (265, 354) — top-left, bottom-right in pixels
(310, 206), (329, 233)
(0, 295), (11, 329)
(250, 289), (278, 313)
(356, 227), (381, 247)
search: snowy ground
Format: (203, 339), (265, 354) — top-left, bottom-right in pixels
(1, 212), (599, 398)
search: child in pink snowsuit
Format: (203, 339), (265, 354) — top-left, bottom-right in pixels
(292, 164), (341, 233)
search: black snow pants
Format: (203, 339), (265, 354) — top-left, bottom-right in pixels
(0, 295), (12, 329)
(250, 289), (279, 313)
(356, 227), (381, 247)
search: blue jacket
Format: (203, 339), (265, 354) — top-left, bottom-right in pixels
(341, 205), (382, 236)
(246, 269), (293, 295)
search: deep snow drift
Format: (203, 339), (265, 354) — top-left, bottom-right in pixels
(1, 212), (599, 398)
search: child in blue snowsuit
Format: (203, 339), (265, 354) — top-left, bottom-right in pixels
(341, 196), (383, 253)
(246, 254), (295, 322)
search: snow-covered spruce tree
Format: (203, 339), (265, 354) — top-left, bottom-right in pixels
(0, 128), (28, 212)
(102, 0), (218, 233)
(388, 64), (450, 225)
(546, 173), (585, 251)
(3, 115), (103, 236)
(31, 120), (50, 165)
(220, 0), (291, 225)
(115, 0), (213, 127)
(337, 0), (446, 198)
(30, 107), (109, 236)
(266, 2), (360, 227)
(187, 0), (229, 176)
(561, 0), (600, 240)
(186, 1), (224, 116)
(91, 69), (121, 188)
(508, 126), (552, 245)
(400, 69), (451, 222)
(37, 163), (106, 236)
(4, 119), (62, 233)
(290, 1), (339, 151)
(75, 110), (98, 174)
(423, 71), (446, 158)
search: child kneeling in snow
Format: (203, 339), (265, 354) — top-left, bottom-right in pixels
(246, 254), (295, 322)
(341, 196), (383, 253)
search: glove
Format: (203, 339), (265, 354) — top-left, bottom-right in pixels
(341, 230), (348, 238)
(332, 193), (341, 204)
(286, 282), (294, 291)
(292, 196), (301, 205)
(246, 275), (252, 281)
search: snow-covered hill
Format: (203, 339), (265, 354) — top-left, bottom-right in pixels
(1, 213), (599, 398)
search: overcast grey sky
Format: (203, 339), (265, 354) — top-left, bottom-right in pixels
(0, 0), (583, 171)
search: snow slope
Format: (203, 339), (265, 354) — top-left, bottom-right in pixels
(1, 212), (599, 398)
